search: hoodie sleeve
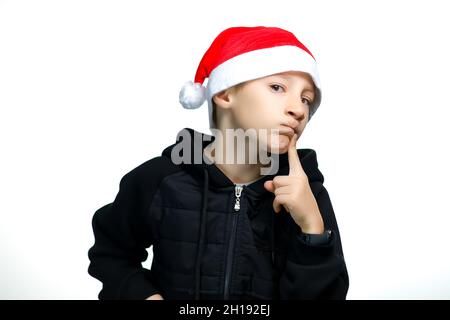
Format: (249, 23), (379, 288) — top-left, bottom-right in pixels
(278, 185), (349, 300)
(87, 170), (160, 300)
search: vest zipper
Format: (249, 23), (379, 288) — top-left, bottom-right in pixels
(223, 184), (243, 299)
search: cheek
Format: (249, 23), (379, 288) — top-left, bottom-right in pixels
(243, 98), (278, 127)
(233, 100), (263, 127)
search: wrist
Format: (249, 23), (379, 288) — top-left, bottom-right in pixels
(297, 215), (324, 234)
(299, 229), (333, 245)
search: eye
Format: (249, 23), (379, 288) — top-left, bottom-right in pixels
(302, 97), (312, 107)
(269, 84), (285, 92)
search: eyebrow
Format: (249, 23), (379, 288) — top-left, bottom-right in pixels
(272, 74), (315, 93)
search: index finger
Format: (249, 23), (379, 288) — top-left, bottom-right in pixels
(288, 133), (303, 176)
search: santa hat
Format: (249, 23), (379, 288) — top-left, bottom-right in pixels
(179, 26), (322, 129)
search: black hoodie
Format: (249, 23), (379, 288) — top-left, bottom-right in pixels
(88, 127), (349, 300)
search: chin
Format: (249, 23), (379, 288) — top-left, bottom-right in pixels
(265, 134), (291, 154)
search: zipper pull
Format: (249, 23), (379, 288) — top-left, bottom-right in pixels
(234, 185), (243, 211)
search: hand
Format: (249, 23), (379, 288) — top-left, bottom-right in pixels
(146, 293), (164, 300)
(264, 133), (324, 234)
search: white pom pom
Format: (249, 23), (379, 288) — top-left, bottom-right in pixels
(179, 80), (207, 109)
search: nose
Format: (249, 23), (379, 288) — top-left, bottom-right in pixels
(286, 98), (307, 122)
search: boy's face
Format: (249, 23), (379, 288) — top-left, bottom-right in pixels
(213, 70), (316, 154)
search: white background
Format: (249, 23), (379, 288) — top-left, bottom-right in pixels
(1, 0), (449, 299)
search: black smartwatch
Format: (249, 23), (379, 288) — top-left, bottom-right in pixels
(300, 229), (332, 245)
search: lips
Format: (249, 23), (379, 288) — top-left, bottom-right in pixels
(282, 120), (300, 132)
(278, 125), (296, 136)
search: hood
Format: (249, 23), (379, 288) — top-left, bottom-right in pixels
(161, 127), (324, 300)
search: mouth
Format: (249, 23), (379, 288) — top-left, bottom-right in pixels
(279, 124), (298, 136)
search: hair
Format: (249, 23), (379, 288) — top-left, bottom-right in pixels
(211, 81), (246, 128)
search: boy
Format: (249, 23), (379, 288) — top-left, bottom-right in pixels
(88, 26), (349, 300)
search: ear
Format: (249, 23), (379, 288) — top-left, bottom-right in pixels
(212, 88), (234, 110)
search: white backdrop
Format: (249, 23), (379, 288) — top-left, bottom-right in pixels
(1, 0), (449, 299)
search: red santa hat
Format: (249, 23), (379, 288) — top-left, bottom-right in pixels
(179, 26), (322, 129)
